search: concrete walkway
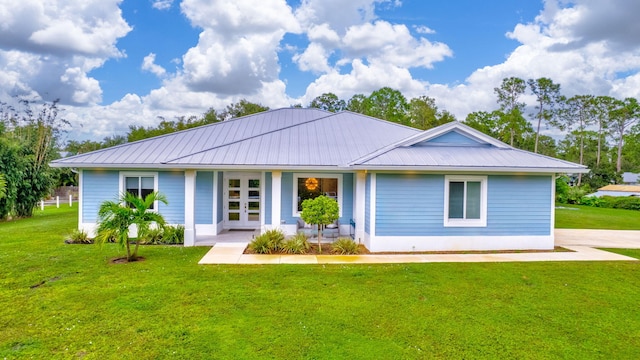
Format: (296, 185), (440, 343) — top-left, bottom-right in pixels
(198, 229), (640, 264)
(555, 229), (640, 248)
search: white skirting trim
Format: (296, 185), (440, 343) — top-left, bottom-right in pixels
(196, 224), (216, 236)
(368, 235), (554, 252)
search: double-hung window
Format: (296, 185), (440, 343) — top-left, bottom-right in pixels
(444, 175), (487, 227)
(120, 172), (158, 210)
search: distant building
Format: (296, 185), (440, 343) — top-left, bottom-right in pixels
(622, 172), (640, 184)
(589, 184), (640, 197)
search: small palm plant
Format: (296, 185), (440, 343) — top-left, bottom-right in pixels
(95, 191), (168, 262)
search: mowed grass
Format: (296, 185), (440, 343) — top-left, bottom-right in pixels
(1, 207), (640, 359)
(555, 204), (640, 230)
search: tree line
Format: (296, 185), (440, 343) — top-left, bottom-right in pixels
(1, 77), (640, 218)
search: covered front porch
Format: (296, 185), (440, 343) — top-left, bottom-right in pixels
(183, 169), (366, 247)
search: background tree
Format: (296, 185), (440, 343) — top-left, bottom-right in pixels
(408, 96), (456, 130)
(0, 98), (68, 218)
(464, 111), (501, 138)
(621, 123), (640, 171)
(528, 77), (561, 153)
(609, 97), (640, 172)
(346, 94), (369, 114)
(95, 192), (168, 262)
(555, 95), (596, 185)
(364, 87), (409, 125)
(592, 96), (616, 166)
(0, 173), (6, 200)
(494, 77), (526, 146)
(309, 93), (346, 112)
(300, 195), (339, 253)
(219, 99), (269, 120)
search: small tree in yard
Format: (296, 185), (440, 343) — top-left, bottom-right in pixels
(300, 195), (339, 252)
(95, 191), (168, 262)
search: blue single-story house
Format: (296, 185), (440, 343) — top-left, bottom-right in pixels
(52, 108), (587, 252)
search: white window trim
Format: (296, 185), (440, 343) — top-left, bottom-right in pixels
(443, 175), (487, 227)
(292, 173), (343, 217)
(119, 171), (159, 210)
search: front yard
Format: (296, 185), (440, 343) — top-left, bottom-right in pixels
(1, 206), (640, 358)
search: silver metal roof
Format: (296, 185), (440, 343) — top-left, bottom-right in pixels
(51, 110), (588, 173)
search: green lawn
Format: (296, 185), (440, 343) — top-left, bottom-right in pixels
(555, 204), (640, 230)
(2, 207), (640, 359)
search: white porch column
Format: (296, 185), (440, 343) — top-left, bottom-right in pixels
(271, 171), (282, 228)
(354, 170), (366, 243)
(184, 170), (196, 246)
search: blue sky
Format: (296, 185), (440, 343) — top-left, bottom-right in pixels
(93, 0), (541, 103)
(1, 0), (640, 139)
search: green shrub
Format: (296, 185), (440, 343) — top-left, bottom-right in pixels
(139, 227), (164, 244)
(603, 196), (640, 211)
(567, 185), (588, 204)
(282, 233), (310, 254)
(65, 229), (92, 244)
(579, 196), (604, 207)
(332, 237), (359, 255)
(555, 176), (570, 203)
(249, 233), (274, 254)
(162, 225), (184, 244)
(249, 229), (285, 254)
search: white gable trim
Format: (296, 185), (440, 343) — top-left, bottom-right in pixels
(348, 121), (511, 166)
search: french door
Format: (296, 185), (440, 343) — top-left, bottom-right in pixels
(224, 173), (261, 229)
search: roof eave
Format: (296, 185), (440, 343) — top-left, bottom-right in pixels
(348, 165), (590, 174)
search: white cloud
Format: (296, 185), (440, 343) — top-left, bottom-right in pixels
(414, 25), (435, 34)
(151, 0), (174, 10)
(293, 43), (332, 73)
(425, 0), (640, 121)
(295, 0), (399, 33)
(0, 0), (131, 105)
(142, 53), (167, 78)
(301, 59), (426, 104)
(177, 0), (299, 95)
(342, 21), (452, 68)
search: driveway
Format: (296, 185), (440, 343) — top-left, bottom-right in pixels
(555, 229), (640, 248)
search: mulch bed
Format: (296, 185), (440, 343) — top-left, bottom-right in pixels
(243, 245), (570, 255)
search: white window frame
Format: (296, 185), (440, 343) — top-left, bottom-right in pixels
(119, 172), (159, 210)
(292, 173), (343, 217)
(443, 175), (487, 227)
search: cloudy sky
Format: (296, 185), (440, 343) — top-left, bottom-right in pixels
(1, 0), (640, 141)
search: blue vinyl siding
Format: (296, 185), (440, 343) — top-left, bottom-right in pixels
(422, 131), (481, 145)
(217, 172), (223, 223)
(281, 172), (295, 225)
(158, 171), (184, 224)
(195, 171), (213, 224)
(265, 172), (272, 225)
(375, 174), (551, 236)
(365, 173), (371, 234)
(82, 170), (119, 223)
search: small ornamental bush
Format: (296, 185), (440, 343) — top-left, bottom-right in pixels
(249, 233), (273, 254)
(249, 229), (285, 254)
(66, 229), (92, 244)
(332, 237), (359, 255)
(162, 225), (185, 244)
(140, 227), (164, 244)
(282, 233), (310, 254)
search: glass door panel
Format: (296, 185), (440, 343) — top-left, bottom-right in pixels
(224, 174), (261, 229)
